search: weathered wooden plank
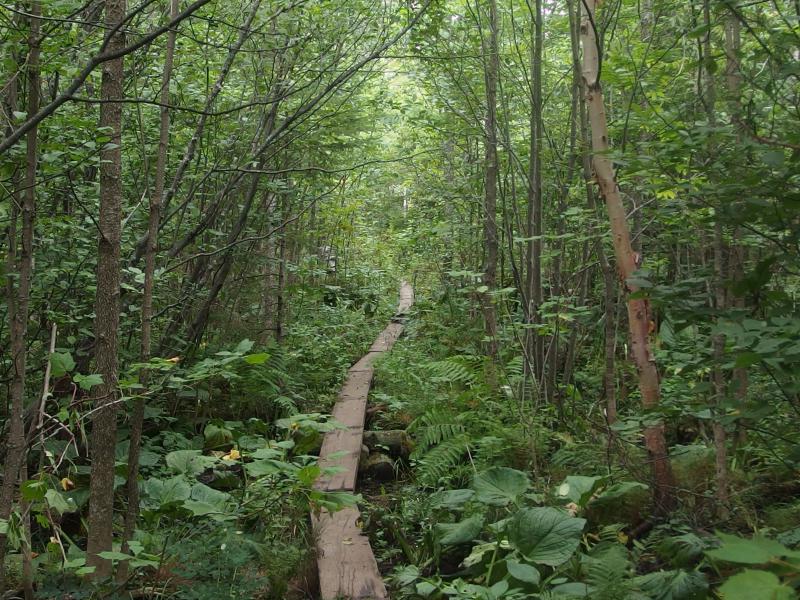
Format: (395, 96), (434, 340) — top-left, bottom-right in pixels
(397, 282), (414, 314)
(349, 352), (381, 373)
(369, 323), (404, 352)
(331, 396), (368, 430)
(313, 507), (388, 600)
(341, 370), (374, 396)
(314, 282), (414, 599)
(316, 429), (363, 492)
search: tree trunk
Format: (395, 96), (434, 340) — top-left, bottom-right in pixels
(86, 0), (126, 578)
(481, 0), (500, 359)
(525, 0), (545, 397)
(260, 190), (278, 341)
(0, 3), (39, 590)
(712, 220), (731, 520)
(118, 0), (179, 580)
(580, 0), (675, 512)
(570, 0), (616, 425)
(724, 7), (749, 450)
(275, 199), (287, 342)
(702, 0), (731, 520)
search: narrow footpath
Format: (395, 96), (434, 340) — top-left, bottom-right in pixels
(312, 282), (414, 599)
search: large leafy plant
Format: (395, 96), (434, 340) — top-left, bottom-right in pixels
(705, 533), (800, 600)
(392, 467), (707, 600)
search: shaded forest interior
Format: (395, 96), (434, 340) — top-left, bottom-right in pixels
(1, 0), (799, 598)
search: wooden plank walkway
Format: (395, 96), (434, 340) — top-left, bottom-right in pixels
(313, 282), (414, 600)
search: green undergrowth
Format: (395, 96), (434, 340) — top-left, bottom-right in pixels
(363, 291), (800, 600)
(3, 279), (396, 599)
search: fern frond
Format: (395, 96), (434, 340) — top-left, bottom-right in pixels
(472, 435), (504, 466)
(424, 355), (481, 387)
(551, 443), (604, 474)
(409, 408), (466, 455)
(414, 432), (470, 487)
(505, 355), (524, 379)
(657, 532), (710, 567)
(586, 544), (633, 600)
(273, 395), (298, 416)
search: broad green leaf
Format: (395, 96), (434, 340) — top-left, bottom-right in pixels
(430, 489), (475, 510)
(394, 565), (421, 587)
(595, 481), (649, 504)
(436, 514), (483, 545)
(181, 483), (230, 517)
(190, 482), (229, 504)
(551, 582), (591, 597)
(45, 489), (73, 515)
(734, 352), (761, 368)
(506, 558), (541, 585)
(73, 373), (103, 390)
(245, 458), (296, 477)
(203, 423), (233, 449)
(718, 570), (795, 600)
(490, 580), (509, 596)
(97, 551), (133, 561)
(706, 533), (792, 564)
(508, 507), (586, 566)
(416, 581), (438, 596)
(165, 450), (215, 475)
(50, 352), (76, 377)
(251, 447), (283, 459)
(556, 475), (603, 507)
(762, 150), (785, 169)
(472, 467), (530, 506)
(234, 339), (255, 353)
(138, 450), (160, 467)
(297, 464), (321, 486)
(21, 480), (47, 501)
(243, 352), (269, 364)
(144, 476), (191, 508)
(626, 276), (653, 288)
(309, 490), (360, 512)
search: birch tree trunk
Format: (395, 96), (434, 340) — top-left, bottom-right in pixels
(580, 0), (675, 512)
(569, 0), (617, 425)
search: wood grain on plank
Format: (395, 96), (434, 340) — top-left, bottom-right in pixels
(313, 507), (388, 599)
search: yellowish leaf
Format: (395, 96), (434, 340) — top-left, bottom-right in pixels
(222, 448), (241, 461)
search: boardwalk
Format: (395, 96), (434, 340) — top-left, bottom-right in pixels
(312, 282), (414, 600)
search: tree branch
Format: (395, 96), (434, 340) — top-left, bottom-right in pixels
(0, 0), (212, 156)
